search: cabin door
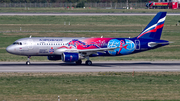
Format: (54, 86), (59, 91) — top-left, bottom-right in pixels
(135, 40), (140, 50)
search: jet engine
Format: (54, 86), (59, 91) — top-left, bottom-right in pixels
(47, 55), (61, 61)
(61, 52), (80, 62)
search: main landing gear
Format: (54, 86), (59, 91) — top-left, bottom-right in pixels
(85, 60), (92, 66)
(76, 60), (92, 65)
(76, 60), (82, 65)
(75, 56), (92, 66)
(85, 56), (92, 66)
(26, 56), (31, 65)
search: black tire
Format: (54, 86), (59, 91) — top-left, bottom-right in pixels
(76, 60), (82, 65)
(85, 60), (92, 66)
(26, 61), (30, 65)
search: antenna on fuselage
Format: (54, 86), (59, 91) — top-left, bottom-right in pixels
(29, 35), (32, 38)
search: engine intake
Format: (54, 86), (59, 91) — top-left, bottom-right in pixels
(47, 55), (61, 61)
(62, 52), (79, 62)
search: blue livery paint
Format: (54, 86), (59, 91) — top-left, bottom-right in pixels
(107, 39), (135, 55)
(62, 52), (79, 62)
(107, 39), (121, 55)
(137, 12), (166, 40)
(121, 39), (135, 55)
(49, 48), (54, 54)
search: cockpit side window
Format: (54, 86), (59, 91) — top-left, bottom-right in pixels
(13, 42), (18, 45)
(13, 42), (22, 45)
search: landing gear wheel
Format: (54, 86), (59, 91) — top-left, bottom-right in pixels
(85, 60), (92, 66)
(26, 56), (31, 65)
(76, 60), (82, 65)
(26, 61), (30, 65)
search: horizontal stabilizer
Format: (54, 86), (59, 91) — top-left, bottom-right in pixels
(148, 42), (170, 47)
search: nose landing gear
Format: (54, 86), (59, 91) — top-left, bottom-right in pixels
(26, 56), (31, 65)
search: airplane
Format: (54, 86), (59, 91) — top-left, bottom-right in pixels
(6, 12), (169, 65)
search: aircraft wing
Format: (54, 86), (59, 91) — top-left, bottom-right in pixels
(56, 46), (126, 55)
(78, 46), (122, 53)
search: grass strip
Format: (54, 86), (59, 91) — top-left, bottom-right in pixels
(0, 15), (179, 25)
(0, 72), (180, 100)
(0, 8), (180, 13)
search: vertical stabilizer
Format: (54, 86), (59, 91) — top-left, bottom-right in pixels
(137, 12), (167, 40)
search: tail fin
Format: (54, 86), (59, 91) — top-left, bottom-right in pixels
(137, 12), (167, 40)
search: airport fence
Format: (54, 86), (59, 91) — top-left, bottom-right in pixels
(0, 2), (146, 9)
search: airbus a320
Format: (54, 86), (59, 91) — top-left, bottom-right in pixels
(6, 12), (169, 65)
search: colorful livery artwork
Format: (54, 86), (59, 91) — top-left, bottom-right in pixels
(6, 12), (169, 65)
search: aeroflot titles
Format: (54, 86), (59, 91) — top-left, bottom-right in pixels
(39, 39), (63, 41)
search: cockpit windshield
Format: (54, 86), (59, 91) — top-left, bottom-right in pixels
(13, 42), (22, 45)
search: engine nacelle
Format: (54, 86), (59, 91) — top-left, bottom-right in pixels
(47, 55), (61, 61)
(62, 52), (79, 62)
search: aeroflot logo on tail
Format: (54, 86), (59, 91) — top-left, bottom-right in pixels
(39, 39), (62, 41)
(137, 16), (166, 39)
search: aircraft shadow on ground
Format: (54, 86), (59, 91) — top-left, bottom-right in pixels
(1, 62), (180, 67)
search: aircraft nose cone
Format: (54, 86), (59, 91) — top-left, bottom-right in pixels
(6, 46), (14, 54)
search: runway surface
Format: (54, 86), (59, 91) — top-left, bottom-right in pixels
(0, 61), (180, 72)
(0, 13), (180, 16)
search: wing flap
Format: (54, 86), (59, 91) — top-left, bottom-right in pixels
(78, 46), (121, 52)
